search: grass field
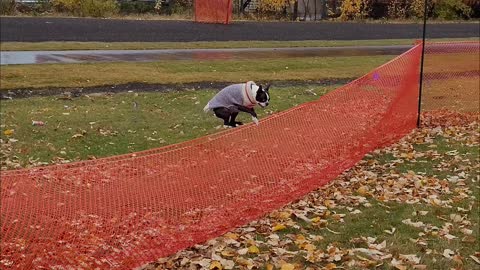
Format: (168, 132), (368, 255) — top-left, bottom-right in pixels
(2, 40), (410, 51)
(0, 55), (393, 90)
(1, 38), (477, 51)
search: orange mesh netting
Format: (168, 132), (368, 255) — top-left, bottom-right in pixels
(421, 41), (480, 113)
(195, 0), (232, 24)
(1, 42), (478, 269)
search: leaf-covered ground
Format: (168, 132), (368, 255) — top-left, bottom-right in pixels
(141, 111), (479, 270)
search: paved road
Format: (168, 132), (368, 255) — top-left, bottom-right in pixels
(0, 45), (411, 65)
(1, 17), (479, 42)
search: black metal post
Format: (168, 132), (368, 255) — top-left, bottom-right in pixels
(417, 0), (428, 127)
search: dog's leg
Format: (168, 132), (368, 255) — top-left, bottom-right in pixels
(235, 105), (257, 118)
(230, 112), (243, 127)
(213, 108), (234, 128)
(235, 105), (259, 125)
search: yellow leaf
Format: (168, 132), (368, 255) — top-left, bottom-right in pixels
(221, 250), (235, 257)
(278, 211), (291, 219)
(303, 243), (316, 252)
(3, 129), (14, 136)
(324, 263), (337, 270)
(224, 232), (238, 240)
(248, 245), (260, 254)
(324, 200), (335, 208)
(311, 217), (321, 223)
(272, 224), (286, 232)
(280, 263), (295, 270)
(357, 185), (369, 196)
(266, 263), (274, 270)
(210, 261), (223, 270)
(236, 258), (254, 268)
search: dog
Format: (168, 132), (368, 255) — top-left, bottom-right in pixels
(203, 81), (270, 128)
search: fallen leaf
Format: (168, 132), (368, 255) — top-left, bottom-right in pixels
(399, 254), (421, 264)
(384, 227), (396, 235)
(224, 232), (238, 240)
(235, 257), (254, 269)
(444, 234), (457, 240)
(237, 248), (248, 255)
(71, 133), (84, 139)
(3, 129), (14, 136)
(326, 227), (340, 234)
(248, 245), (260, 254)
(402, 219), (425, 228)
(357, 185), (369, 196)
(469, 255), (480, 265)
(221, 250), (235, 257)
(324, 263), (336, 270)
(272, 224), (286, 232)
(210, 260), (223, 270)
(443, 249), (455, 259)
(452, 255), (463, 265)
(391, 258), (407, 270)
(280, 263), (295, 270)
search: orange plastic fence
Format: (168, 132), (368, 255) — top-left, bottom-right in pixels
(1, 42), (477, 269)
(422, 41), (480, 112)
(195, 0), (232, 24)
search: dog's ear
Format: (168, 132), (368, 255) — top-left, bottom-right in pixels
(257, 85), (263, 92)
(264, 84), (271, 92)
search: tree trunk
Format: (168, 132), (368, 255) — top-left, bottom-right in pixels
(320, 0), (327, 19)
(292, 1), (298, 21)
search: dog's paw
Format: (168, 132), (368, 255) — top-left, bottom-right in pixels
(252, 117), (259, 126)
(223, 125), (233, 129)
(235, 122), (244, 127)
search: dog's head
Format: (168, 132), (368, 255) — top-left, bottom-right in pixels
(254, 84), (270, 108)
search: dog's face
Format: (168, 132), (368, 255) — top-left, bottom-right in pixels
(255, 84), (270, 108)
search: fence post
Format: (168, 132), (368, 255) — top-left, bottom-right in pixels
(417, 0), (428, 127)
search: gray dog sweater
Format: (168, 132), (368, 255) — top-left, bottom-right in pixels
(204, 81), (258, 112)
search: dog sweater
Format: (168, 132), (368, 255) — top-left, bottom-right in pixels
(204, 81), (257, 112)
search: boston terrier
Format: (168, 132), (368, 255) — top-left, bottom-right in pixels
(203, 81), (270, 128)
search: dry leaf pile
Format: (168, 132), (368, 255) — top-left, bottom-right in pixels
(142, 111), (479, 270)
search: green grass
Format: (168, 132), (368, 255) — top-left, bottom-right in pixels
(0, 84), (334, 168)
(0, 55), (393, 90)
(261, 135), (479, 269)
(1, 38), (478, 51)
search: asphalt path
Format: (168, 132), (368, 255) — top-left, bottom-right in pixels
(0, 45), (412, 65)
(1, 17), (479, 42)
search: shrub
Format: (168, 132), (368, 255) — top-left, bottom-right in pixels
(434, 0), (472, 20)
(410, 0), (435, 18)
(387, 0), (409, 19)
(155, 0), (192, 15)
(339, 0), (372, 21)
(52, 0), (118, 17)
(119, 1), (155, 14)
(0, 0), (15, 15)
(52, 0), (80, 13)
(257, 0), (289, 19)
(81, 0), (119, 17)
(258, 0), (288, 12)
